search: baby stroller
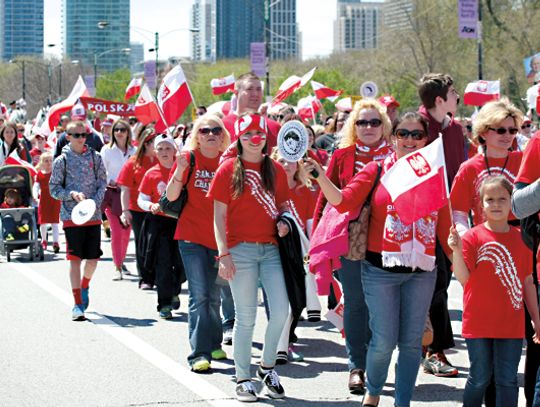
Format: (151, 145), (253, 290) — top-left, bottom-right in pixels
(0, 165), (44, 262)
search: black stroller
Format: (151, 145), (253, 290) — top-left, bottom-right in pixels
(0, 165), (44, 262)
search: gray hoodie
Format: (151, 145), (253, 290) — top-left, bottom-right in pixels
(49, 144), (107, 223)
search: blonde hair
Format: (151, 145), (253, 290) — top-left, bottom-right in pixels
(188, 113), (231, 152)
(270, 146), (312, 189)
(36, 151), (53, 171)
(472, 98), (524, 145)
(339, 98), (392, 148)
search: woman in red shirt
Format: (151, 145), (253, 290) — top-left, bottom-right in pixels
(165, 114), (231, 373)
(117, 129), (156, 289)
(208, 112), (290, 402)
(306, 112), (452, 407)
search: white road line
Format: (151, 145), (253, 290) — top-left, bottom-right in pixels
(10, 261), (242, 407)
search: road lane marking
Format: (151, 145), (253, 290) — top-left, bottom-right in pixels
(10, 261), (242, 407)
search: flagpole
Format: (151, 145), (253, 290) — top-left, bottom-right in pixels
(439, 132), (454, 223)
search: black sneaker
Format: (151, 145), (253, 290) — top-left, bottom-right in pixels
(235, 380), (257, 402)
(257, 367), (285, 399)
(275, 351), (288, 365)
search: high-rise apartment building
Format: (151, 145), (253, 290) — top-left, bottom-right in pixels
(383, 0), (415, 30)
(63, 0), (130, 72)
(0, 0), (44, 61)
(191, 0), (216, 62)
(129, 42), (144, 73)
(268, 0), (299, 60)
(334, 0), (381, 52)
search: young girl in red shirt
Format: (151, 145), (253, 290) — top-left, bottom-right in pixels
(449, 176), (540, 407)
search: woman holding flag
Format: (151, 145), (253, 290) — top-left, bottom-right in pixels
(305, 111), (452, 407)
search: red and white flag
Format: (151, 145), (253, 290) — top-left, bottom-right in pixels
(297, 95), (322, 120)
(124, 78), (143, 101)
(134, 84), (162, 125)
(45, 76), (90, 132)
(271, 67), (317, 106)
(463, 80), (500, 106)
(157, 64), (193, 129)
(381, 137), (448, 225)
(311, 80), (343, 102)
(5, 150), (37, 178)
(335, 97), (352, 112)
(210, 74), (235, 95)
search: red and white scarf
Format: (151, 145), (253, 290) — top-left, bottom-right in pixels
(354, 139), (393, 174)
(381, 153), (438, 272)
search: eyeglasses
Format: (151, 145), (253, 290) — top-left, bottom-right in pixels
(488, 127), (519, 135)
(199, 126), (223, 135)
(466, 125), (473, 132)
(394, 129), (427, 140)
(522, 123), (532, 129)
(114, 127), (128, 133)
(355, 119), (382, 128)
(69, 132), (89, 139)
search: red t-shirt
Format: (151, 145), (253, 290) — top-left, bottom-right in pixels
(207, 157), (290, 248)
(117, 155), (156, 212)
(169, 149), (221, 249)
(138, 162), (172, 217)
(461, 224), (532, 338)
(516, 131), (540, 184)
(288, 184), (316, 234)
(450, 152), (522, 226)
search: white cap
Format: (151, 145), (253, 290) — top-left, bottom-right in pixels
(154, 133), (177, 150)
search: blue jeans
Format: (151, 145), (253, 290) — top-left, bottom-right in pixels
(463, 338), (522, 407)
(178, 241), (222, 365)
(220, 284), (235, 331)
(229, 243), (289, 381)
(337, 257), (370, 371)
(361, 260), (436, 407)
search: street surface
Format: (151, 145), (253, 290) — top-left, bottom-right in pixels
(0, 231), (528, 406)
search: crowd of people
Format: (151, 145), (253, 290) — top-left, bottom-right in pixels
(1, 71), (540, 407)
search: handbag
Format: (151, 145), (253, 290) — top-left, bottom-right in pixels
(345, 163), (382, 261)
(159, 150), (195, 219)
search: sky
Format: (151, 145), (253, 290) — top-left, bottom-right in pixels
(43, 0), (337, 61)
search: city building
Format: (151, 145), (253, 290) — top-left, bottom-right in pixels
(129, 42), (144, 73)
(0, 0), (44, 61)
(63, 0), (130, 73)
(191, 0), (216, 62)
(382, 0), (415, 30)
(334, 0), (381, 52)
(268, 0), (299, 60)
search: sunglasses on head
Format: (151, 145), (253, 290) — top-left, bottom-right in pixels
(394, 129), (427, 140)
(114, 127), (128, 133)
(355, 119), (382, 128)
(522, 123), (532, 129)
(69, 132), (89, 139)
(199, 126), (223, 135)
(488, 127), (518, 135)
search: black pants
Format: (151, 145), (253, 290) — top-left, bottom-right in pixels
(130, 210), (154, 287)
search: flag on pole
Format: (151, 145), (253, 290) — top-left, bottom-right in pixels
(5, 150), (37, 178)
(463, 80), (500, 106)
(157, 64), (194, 128)
(311, 80), (343, 102)
(271, 67), (317, 106)
(124, 78), (143, 101)
(134, 84), (162, 125)
(381, 137), (448, 225)
(45, 76), (90, 132)
(297, 95), (321, 120)
(210, 74), (235, 95)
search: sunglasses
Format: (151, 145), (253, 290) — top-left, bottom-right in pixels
(114, 127), (128, 133)
(394, 129), (427, 140)
(522, 123), (532, 129)
(466, 125), (473, 132)
(488, 127), (519, 135)
(199, 126), (223, 135)
(69, 132), (89, 139)
(355, 119), (382, 128)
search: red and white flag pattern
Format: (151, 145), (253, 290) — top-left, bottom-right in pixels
(210, 74), (235, 95)
(381, 137), (448, 225)
(335, 97), (352, 112)
(297, 95), (322, 120)
(134, 84), (162, 125)
(463, 80), (500, 106)
(311, 80), (342, 102)
(124, 78), (143, 101)
(5, 150), (37, 177)
(271, 67), (317, 106)
(157, 64), (194, 129)
(45, 76), (90, 132)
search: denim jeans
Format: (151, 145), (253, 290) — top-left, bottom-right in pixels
(463, 338), (522, 407)
(178, 241), (222, 365)
(361, 260), (436, 407)
(229, 243), (289, 381)
(220, 284), (235, 331)
(337, 257), (370, 371)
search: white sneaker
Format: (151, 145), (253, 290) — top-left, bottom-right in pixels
(235, 381), (258, 402)
(112, 268), (123, 281)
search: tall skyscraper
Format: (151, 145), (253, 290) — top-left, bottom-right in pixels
(129, 42), (145, 74)
(334, 0), (381, 52)
(268, 0), (299, 60)
(0, 0), (44, 61)
(383, 0), (415, 30)
(191, 0), (216, 62)
(63, 0), (130, 73)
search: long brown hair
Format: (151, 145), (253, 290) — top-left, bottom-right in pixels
(109, 119), (133, 149)
(134, 128), (155, 169)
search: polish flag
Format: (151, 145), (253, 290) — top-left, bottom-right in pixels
(124, 78), (143, 101)
(46, 76), (90, 132)
(311, 80), (343, 102)
(210, 74), (235, 95)
(5, 150), (37, 178)
(381, 137), (448, 225)
(271, 67), (317, 106)
(157, 64), (193, 128)
(335, 97), (352, 112)
(134, 84), (162, 125)
(297, 95), (322, 120)
(0, 101), (8, 119)
(463, 80), (500, 106)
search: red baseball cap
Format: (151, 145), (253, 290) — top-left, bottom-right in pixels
(379, 95), (400, 108)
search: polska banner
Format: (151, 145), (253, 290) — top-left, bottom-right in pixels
(80, 97), (135, 116)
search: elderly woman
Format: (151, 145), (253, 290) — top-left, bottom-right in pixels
(306, 112), (452, 407)
(312, 99), (393, 395)
(165, 114), (231, 373)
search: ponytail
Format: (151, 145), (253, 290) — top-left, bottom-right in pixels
(260, 154), (276, 195)
(231, 156), (246, 199)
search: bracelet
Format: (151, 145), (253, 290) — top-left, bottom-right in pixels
(214, 253), (230, 261)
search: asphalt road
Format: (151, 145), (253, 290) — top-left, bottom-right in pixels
(0, 231), (529, 406)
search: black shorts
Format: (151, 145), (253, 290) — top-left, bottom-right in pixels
(64, 224), (103, 260)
